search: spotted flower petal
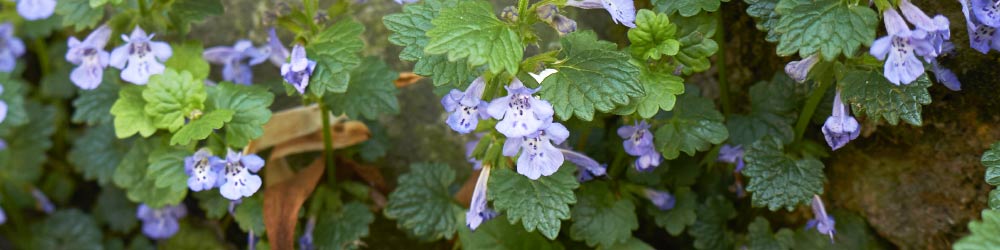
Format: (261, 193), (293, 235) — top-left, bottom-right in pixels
(218, 149), (265, 200)
(184, 149), (223, 192)
(487, 79), (555, 138)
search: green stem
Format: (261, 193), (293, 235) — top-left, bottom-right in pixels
(319, 101), (336, 183)
(714, 12), (731, 115)
(31, 39), (50, 76)
(137, 0), (148, 16)
(793, 79), (833, 142)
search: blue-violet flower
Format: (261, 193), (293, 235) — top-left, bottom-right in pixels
(643, 188), (675, 211)
(806, 195), (836, 242)
(784, 54), (819, 83)
(185, 148), (223, 192)
(565, 0), (636, 28)
(502, 122), (569, 180)
(560, 148), (607, 182)
(32, 188), (54, 213)
(0, 23), (25, 73)
(487, 78), (555, 138)
(280, 45), (316, 94)
(869, 9), (932, 85)
(443, 77), (489, 134)
(822, 91), (860, 150)
(66, 25), (112, 90)
(962, 0), (1000, 53)
(218, 149), (265, 200)
(203, 40), (270, 85)
(110, 26), (172, 85)
(718, 144), (746, 173)
(16, 0), (55, 21)
(617, 121), (661, 172)
(137, 204), (187, 240)
(466, 165), (497, 230)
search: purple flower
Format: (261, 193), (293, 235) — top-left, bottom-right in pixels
(870, 9), (933, 85)
(784, 54), (819, 83)
(961, 0), (1000, 53)
(0, 85), (7, 124)
(16, 0), (55, 20)
(299, 216), (316, 250)
(184, 148), (223, 192)
(443, 77), (489, 134)
(0, 204), (5, 225)
(280, 45), (316, 94)
(503, 122), (569, 180)
(31, 188), (54, 213)
(643, 188), (675, 211)
(66, 25), (112, 90)
(551, 15), (578, 36)
(560, 148), (607, 182)
(266, 28), (290, 67)
(930, 59), (961, 91)
(537, 4), (557, 23)
(203, 40), (270, 85)
(466, 165), (497, 230)
(394, 0), (418, 4)
(617, 121), (662, 172)
(218, 149), (265, 200)
(137, 204), (187, 240)
(565, 0), (636, 28)
(487, 79), (555, 138)
(822, 91), (860, 151)
(971, 0), (1000, 28)
(0, 23), (25, 73)
(806, 195), (836, 242)
(718, 144), (745, 173)
(109, 27), (172, 85)
(898, 0), (951, 58)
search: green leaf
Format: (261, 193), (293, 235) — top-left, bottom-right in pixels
(614, 62), (685, 118)
(69, 124), (131, 185)
(55, 0), (104, 31)
(569, 181), (638, 247)
(654, 0), (728, 17)
(23, 15), (64, 39)
(489, 165), (579, 239)
(163, 222), (227, 250)
(205, 82), (274, 148)
(425, 0), (523, 75)
(629, 10), (681, 60)
(143, 69), (207, 132)
(773, 0), (878, 60)
(983, 142), (1000, 186)
(111, 85), (158, 138)
(992, 188), (1000, 210)
(745, 0), (781, 42)
(170, 109), (234, 145)
(323, 57), (400, 120)
(458, 215), (564, 250)
(539, 31), (642, 121)
(165, 41), (211, 79)
(600, 238), (654, 250)
(0, 102), (55, 184)
(726, 75), (797, 146)
(0, 80), (28, 130)
(747, 217), (794, 250)
(689, 196), (736, 250)
(383, 0), (481, 87)
(167, 0), (224, 34)
(648, 187), (697, 236)
(654, 86), (729, 160)
(307, 19), (364, 96)
(194, 190), (230, 219)
(113, 138), (154, 189)
(92, 187), (138, 233)
(383, 163), (464, 240)
(72, 78), (119, 125)
(315, 202), (375, 249)
(414, 55), (482, 88)
(840, 70), (932, 126)
(31, 210), (104, 250)
(145, 146), (191, 190)
(234, 195), (266, 236)
(671, 14), (719, 75)
(743, 136), (825, 211)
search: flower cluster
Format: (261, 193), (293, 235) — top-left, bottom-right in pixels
(870, 1), (959, 88)
(618, 121), (662, 172)
(184, 148), (266, 200)
(485, 78), (568, 180)
(136, 204), (187, 240)
(204, 40), (271, 85)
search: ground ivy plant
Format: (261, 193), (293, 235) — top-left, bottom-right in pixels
(0, 0), (991, 249)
